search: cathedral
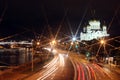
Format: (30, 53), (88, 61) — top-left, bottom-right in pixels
(80, 20), (109, 41)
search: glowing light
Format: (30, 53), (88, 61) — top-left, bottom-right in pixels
(59, 54), (65, 67)
(72, 37), (76, 41)
(50, 40), (56, 46)
(100, 40), (105, 44)
(52, 49), (57, 54)
(71, 42), (73, 45)
(52, 40), (56, 44)
(36, 42), (40, 45)
(43, 47), (51, 51)
(37, 54), (65, 80)
(37, 57), (58, 80)
(80, 20), (109, 41)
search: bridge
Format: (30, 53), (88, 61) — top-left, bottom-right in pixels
(0, 41), (32, 45)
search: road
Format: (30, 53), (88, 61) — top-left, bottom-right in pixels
(24, 49), (74, 80)
(70, 52), (120, 80)
(24, 49), (120, 80)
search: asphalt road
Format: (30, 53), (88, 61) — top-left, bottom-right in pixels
(24, 49), (120, 80)
(70, 52), (120, 80)
(24, 49), (74, 80)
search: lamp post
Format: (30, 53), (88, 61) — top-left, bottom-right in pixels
(31, 40), (34, 71)
(31, 47), (34, 71)
(97, 39), (106, 54)
(31, 40), (40, 71)
(50, 40), (56, 51)
(96, 39), (106, 61)
(47, 40), (56, 59)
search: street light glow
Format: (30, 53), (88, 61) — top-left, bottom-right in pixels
(50, 40), (56, 46)
(100, 40), (105, 44)
(71, 42), (73, 45)
(52, 40), (56, 44)
(72, 37), (76, 41)
(36, 42), (40, 46)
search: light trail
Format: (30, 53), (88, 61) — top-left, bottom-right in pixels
(77, 64), (81, 80)
(86, 65), (91, 80)
(70, 52), (119, 80)
(92, 64), (105, 77)
(37, 56), (58, 80)
(36, 53), (65, 80)
(37, 65), (58, 80)
(93, 64), (113, 80)
(43, 56), (58, 68)
(96, 44), (102, 56)
(80, 64), (85, 80)
(59, 54), (65, 67)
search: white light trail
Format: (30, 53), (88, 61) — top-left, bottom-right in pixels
(43, 56), (58, 68)
(37, 53), (65, 80)
(37, 56), (58, 80)
(59, 54), (65, 67)
(37, 65), (58, 80)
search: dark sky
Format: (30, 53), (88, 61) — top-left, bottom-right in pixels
(0, 0), (120, 39)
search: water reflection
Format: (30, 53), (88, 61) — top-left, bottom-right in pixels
(0, 48), (32, 66)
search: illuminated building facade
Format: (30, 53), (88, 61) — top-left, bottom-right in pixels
(80, 20), (109, 41)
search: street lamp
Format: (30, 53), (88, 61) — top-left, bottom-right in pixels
(96, 39), (106, 56)
(31, 40), (35, 71)
(71, 42), (73, 45)
(31, 40), (40, 71)
(50, 40), (56, 46)
(72, 37), (76, 42)
(50, 40), (57, 52)
(36, 41), (40, 46)
(100, 40), (105, 44)
(52, 40), (56, 45)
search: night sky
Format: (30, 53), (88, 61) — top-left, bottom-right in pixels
(0, 0), (120, 40)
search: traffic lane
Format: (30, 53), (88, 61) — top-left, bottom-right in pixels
(37, 54), (62, 80)
(24, 56), (59, 80)
(45, 54), (74, 80)
(101, 66), (120, 80)
(74, 62), (112, 80)
(71, 54), (120, 80)
(25, 53), (74, 80)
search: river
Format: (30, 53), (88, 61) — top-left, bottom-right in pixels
(0, 48), (32, 66)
